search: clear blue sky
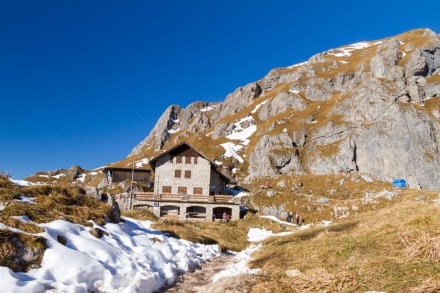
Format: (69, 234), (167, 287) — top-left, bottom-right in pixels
(1, 0), (439, 179)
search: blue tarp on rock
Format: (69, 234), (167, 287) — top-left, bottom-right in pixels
(392, 179), (407, 188)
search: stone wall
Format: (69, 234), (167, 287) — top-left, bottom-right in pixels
(154, 154), (211, 195)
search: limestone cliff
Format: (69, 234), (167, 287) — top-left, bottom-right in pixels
(130, 29), (440, 190)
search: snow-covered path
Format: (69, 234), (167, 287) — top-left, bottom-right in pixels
(160, 253), (236, 292)
(161, 246), (261, 293)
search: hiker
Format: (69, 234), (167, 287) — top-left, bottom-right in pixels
(286, 211), (292, 222)
(223, 212), (230, 222)
(296, 213), (305, 226)
(295, 212), (301, 225)
(261, 181), (272, 189)
(100, 193), (108, 203)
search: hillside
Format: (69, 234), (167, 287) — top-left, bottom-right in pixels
(3, 172), (440, 292)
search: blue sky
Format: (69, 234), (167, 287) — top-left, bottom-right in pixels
(1, 1), (439, 179)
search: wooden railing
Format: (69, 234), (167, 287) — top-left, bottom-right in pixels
(134, 192), (234, 203)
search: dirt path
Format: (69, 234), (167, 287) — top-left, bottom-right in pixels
(159, 253), (256, 293)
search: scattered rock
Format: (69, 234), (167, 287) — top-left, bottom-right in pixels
(316, 197), (330, 205)
(285, 269), (302, 278)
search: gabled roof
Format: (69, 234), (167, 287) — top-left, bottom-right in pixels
(149, 141), (234, 183)
(102, 167), (151, 173)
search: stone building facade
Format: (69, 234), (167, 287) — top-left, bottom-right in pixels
(149, 142), (230, 196)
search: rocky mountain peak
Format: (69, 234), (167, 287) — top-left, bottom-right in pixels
(129, 29), (440, 190)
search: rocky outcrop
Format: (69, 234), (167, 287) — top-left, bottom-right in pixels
(258, 92), (307, 121)
(370, 39), (403, 80)
(210, 82), (262, 122)
(130, 101), (220, 153)
(246, 133), (302, 182)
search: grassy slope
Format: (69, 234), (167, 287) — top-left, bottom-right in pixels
(148, 176), (440, 292)
(249, 191), (440, 292)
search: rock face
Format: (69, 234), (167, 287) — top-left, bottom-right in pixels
(130, 29), (440, 190)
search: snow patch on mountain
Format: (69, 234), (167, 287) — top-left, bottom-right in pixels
(226, 116), (257, 144)
(328, 41), (372, 57)
(220, 115), (257, 163)
(221, 142), (244, 163)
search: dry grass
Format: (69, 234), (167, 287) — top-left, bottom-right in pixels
(427, 74), (440, 83)
(122, 209), (158, 222)
(152, 214), (284, 252)
(0, 230), (47, 272)
(246, 192), (440, 292)
(0, 215), (44, 234)
(400, 230), (440, 261)
(251, 173), (393, 225)
(424, 96), (440, 116)
(2, 188), (114, 227)
(0, 175), (21, 201)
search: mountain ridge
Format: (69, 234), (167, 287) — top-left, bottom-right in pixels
(126, 28), (440, 190)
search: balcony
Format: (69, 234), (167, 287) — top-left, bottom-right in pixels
(134, 192), (234, 203)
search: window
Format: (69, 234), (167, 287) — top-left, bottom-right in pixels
(194, 156), (198, 164)
(185, 156), (191, 164)
(175, 170), (181, 178)
(176, 156), (182, 163)
(193, 187), (202, 195)
(178, 187), (187, 195)
(184, 170), (191, 178)
(162, 186), (171, 193)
